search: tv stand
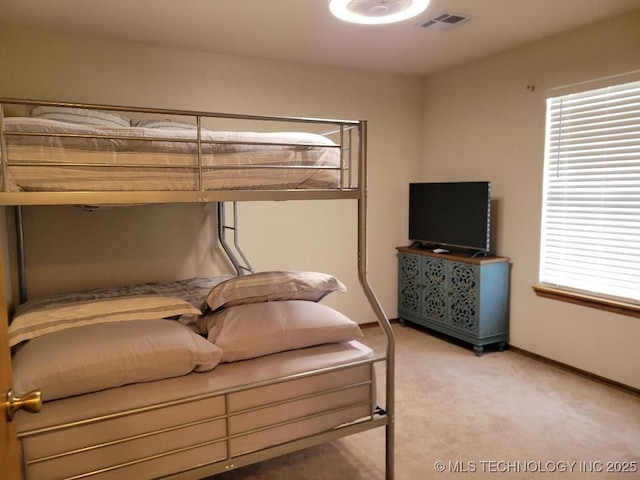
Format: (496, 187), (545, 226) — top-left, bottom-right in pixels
(396, 246), (510, 355)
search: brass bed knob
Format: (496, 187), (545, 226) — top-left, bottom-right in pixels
(4, 389), (42, 422)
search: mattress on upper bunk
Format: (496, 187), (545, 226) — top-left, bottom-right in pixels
(9, 271), (375, 479)
(1, 116), (342, 192)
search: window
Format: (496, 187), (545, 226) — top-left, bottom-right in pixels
(538, 79), (640, 308)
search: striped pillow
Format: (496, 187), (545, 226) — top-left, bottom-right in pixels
(8, 295), (201, 347)
(202, 271), (347, 312)
(29, 106), (130, 127)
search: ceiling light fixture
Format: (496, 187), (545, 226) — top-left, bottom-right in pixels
(329, 0), (431, 25)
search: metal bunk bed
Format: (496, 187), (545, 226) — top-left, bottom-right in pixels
(0, 99), (395, 479)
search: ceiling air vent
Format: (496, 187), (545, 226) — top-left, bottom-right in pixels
(419, 12), (471, 31)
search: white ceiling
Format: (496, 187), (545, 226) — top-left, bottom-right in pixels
(2, 0), (640, 77)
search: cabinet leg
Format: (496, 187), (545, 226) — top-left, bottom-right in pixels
(398, 318), (407, 327)
(473, 346), (484, 356)
(497, 341), (507, 351)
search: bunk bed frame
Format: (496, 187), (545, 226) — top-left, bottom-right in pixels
(0, 99), (395, 479)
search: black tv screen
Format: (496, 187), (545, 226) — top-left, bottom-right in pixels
(409, 181), (491, 253)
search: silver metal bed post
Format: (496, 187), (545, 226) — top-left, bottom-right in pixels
(15, 205), (27, 303)
(0, 103), (8, 192)
(356, 120), (395, 480)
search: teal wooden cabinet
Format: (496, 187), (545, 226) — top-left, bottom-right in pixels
(397, 246), (510, 356)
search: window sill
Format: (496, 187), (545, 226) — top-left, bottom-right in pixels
(533, 285), (640, 319)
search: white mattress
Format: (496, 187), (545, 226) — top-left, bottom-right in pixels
(16, 340), (377, 480)
(2, 117), (341, 192)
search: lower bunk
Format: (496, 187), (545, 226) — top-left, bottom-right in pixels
(16, 340), (382, 480)
(9, 273), (387, 479)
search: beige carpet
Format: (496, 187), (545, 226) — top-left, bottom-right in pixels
(213, 324), (640, 479)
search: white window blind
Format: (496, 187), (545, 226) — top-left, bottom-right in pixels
(540, 79), (640, 304)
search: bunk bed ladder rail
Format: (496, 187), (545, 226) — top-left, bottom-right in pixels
(356, 119), (395, 480)
(15, 206), (27, 304)
(217, 202), (254, 276)
(0, 104), (8, 192)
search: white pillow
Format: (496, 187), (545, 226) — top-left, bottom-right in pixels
(11, 320), (223, 401)
(202, 271), (347, 312)
(131, 118), (201, 130)
(9, 295), (201, 346)
(29, 106), (130, 127)
(202, 300), (362, 363)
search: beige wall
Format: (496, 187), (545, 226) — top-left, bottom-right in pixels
(0, 28), (423, 324)
(421, 10), (640, 388)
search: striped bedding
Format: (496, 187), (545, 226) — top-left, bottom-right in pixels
(1, 117), (342, 192)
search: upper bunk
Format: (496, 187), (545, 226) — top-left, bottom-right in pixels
(0, 99), (365, 207)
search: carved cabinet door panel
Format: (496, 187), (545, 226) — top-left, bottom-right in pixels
(398, 252), (421, 317)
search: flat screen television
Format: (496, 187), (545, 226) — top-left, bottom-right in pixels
(409, 181), (491, 254)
